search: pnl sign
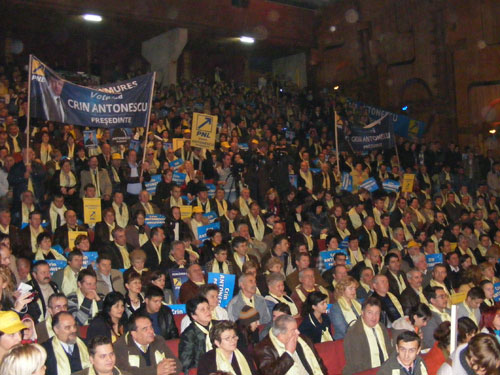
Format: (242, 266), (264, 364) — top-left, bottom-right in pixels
(191, 112), (218, 150)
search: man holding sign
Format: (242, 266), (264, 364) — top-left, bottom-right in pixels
(52, 210), (87, 251)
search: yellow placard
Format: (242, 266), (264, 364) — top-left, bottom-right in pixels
(172, 138), (185, 151)
(67, 231), (87, 250)
(190, 112), (218, 150)
(402, 174), (415, 193)
(180, 205), (193, 220)
(83, 198), (102, 224)
(450, 292), (467, 305)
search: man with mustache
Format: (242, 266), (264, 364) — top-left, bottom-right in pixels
(42, 311), (91, 375)
(27, 260), (60, 323)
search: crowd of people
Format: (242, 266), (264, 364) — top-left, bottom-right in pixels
(0, 60), (499, 375)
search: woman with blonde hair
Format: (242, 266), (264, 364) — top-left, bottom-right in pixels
(0, 265), (31, 313)
(263, 188), (280, 218)
(329, 276), (362, 339)
(458, 265), (483, 294)
(0, 343), (46, 375)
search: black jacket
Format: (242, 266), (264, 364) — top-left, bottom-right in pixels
(27, 279), (60, 322)
(179, 321), (216, 374)
(137, 304), (179, 341)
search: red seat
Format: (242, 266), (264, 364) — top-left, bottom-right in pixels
(315, 340), (345, 375)
(78, 325), (88, 339)
(166, 338), (180, 358)
(188, 369), (197, 375)
(317, 239), (326, 251)
(354, 368), (379, 375)
(174, 313), (185, 333)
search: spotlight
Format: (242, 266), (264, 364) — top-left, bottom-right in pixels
(402, 106), (408, 111)
(333, 85), (340, 90)
(489, 129), (496, 134)
(239, 36), (255, 44)
(82, 14), (102, 22)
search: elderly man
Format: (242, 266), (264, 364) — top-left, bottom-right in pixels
(290, 268), (331, 314)
(179, 263), (206, 304)
(254, 314), (327, 375)
(235, 222), (267, 261)
(264, 272), (299, 317)
(104, 227), (134, 270)
(42, 312), (90, 375)
(357, 266), (375, 301)
(343, 297), (394, 375)
(114, 314), (181, 375)
(227, 273), (271, 324)
(95, 254), (126, 296)
(131, 190), (160, 217)
(371, 274), (404, 325)
(52, 250), (83, 296)
(35, 293), (68, 344)
(67, 269), (103, 326)
(377, 331), (427, 375)
(350, 247), (383, 281)
(52, 209), (87, 251)
(286, 252), (328, 291)
(421, 286), (450, 349)
(399, 269), (428, 315)
(142, 227), (169, 271)
(27, 260), (60, 322)
(412, 253), (432, 287)
(73, 336), (132, 375)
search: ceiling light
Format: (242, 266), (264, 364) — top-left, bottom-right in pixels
(82, 14), (102, 22)
(239, 36), (255, 44)
(489, 129), (496, 134)
(333, 85), (339, 90)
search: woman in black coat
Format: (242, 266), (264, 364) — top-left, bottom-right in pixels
(298, 291), (334, 344)
(86, 292), (127, 343)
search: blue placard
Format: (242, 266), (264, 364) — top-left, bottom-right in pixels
(83, 130), (98, 149)
(339, 237), (349, 250)
(129, 139), (140, 153)
(382, 179), (400, 193)
(181, 195), (193, 204)
(169, 158), (184, 170)
(426, 253), (443, 269)
(145, 214), (166, 228)
(360, 177), (379, 192)
(310, 168), (320, 174)
(145, 174), (162, 195)
(53, 244), (64, 255)
(320, 249), (351, 270)
(203, 211), (218, 223)
(494, 283), (500, 302)
(82, 251), (98, 268)
(326, 303), (333, 314)
(238, 143), (249, 151)
(289, 174), (298, 188)
(169, 269), (189, 302)
(206, 184), (216, 198)
(163, 143), (173, 152)
(198, 222), (221, 241)
(341, 172), (353, 192)
(47, 260), (67, 275)
(172, 172), (186, 184)
(168, 304), (187, 315)
(207, 272), (236, 308)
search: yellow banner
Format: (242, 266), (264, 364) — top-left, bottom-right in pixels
(402, 174), (415, 193)
(173, 138), (185, 151)
(83, 198), (102, 224)
(190, 112), (218, 150)
(67, 231), (87, 250)
(180, 205), (193, 220)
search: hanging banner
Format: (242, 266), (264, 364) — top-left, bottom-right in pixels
(190, 112), (218, 150)
(29, 55), (154, 128)
(338, 114), (396, 152)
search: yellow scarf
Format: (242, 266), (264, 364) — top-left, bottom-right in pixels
(429, 304), (451, 322)
(462, 303), (478, 325)
(35, 247), (66, 261)
(215, 348), (252, 375)
(194, 322), (213, 351)
(338, 296), (362, 327)
(61, 266), (79, 296)
(269, 293), (299, 316)
(40, 143), (52, 165)
(233, 253), (249, 273)
(59, 170), (76, 188)
(76, 288), (98, 325)
(238, 197), (251, 217)
(362, 321), (388, 367)
(295, 285), (330, 303)
(216, 199), (227, 217)
(309, 314), (333, 342)
(112, 202), (129, 229)
(106, 222), (115, 241)
(116, 244), (131, 268)
(348, 207), (362, 230)
(363, 226), (378, 248)
(387, 292), (404, 317)
(336, 226), (350, 240)
(30, 225), (44, 253)
(211, 260), (230, 274)
(268, 330), (324, 375)
(299, 170), (313, 191)
(49, 202), (67, 232)
(411, 207), (426, 224)
(51, 336), (90, 375)
(390, 271), (406, 295)
(249, 215), (265, 241)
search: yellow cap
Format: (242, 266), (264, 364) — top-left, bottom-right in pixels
(192, 206), (203, 214)
(183, 129), (191, 133)
(251, 139), (259, 145)
(0, 311), (27, 334)
(407, 240), (420, 248)
(221, 142), (230, 148)
(111, 153), (122, 160)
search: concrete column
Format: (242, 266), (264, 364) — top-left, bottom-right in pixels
(182, 51), (191, 81)
(142, 28), (188, 87)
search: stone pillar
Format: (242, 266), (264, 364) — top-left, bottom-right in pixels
(142, 28), (188, 87)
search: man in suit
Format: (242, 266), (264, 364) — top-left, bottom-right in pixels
(399, 269), (428, 315)
(227, 273), (271, 324)
(8, 148), (46, 207)
(350, 247), (383, 281)
(445, 251), (463, 289)
(371, 274), (404, 325)
(141, 227), (169, 271)
(245, 202), (266, 242)
(163, 206), (190, 242)
(35, 293), (68, 345)
(357, 216), (378, 252)
(130, 190), (160, 218)
(95, 254), (126, 296)
(219, 207), (239, 243)
(114, 314), (181, 375)
(179, 263), (206, 304)
(291, 221), (317, 258)
(210, 187), (230, 217)
(383, 252), (408, 297)
(443, 191), (462, 224)
(421, 286), (450, 349)
(42, 312), (90, 375)
(0, 208), (23, 256)
(253, 314), (327, 375)
(104, 228), (134, 270)
(260, 234), (294, 277)
(27, 260), (60, 322)
(343, 297), (394, 375)
(161, 185), (187, 216)
(228, 236), (260, 276)
(79, 155), (112, 203)
(390, 197), (407, 227)
(52, 209), (87, 251)
(377, 331), (428, 375)
(356, 266), (374, 301)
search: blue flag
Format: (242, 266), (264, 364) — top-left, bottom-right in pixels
(341, 114), (396, 152)
(145, 214), (166, 228)
(169, 269), (189, 302)
(382, 179), (400, 193)
(207, 273), (236, 308)
(360, 177), (379, 192)
(198, 222), (221, 241)
(145, 174), (162, 195)
(30, 56), (154, 128)
(341, 172), (353, 192)
(426, 253), (443, 269)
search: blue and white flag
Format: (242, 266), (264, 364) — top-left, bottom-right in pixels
(341, 172), (353, 192)
(207, 272), (236, 308)
(426, 253), (443, 269)
(169, 159), (184, 170)
(145, 174), (162, 195)
(494, 282), (500, 302)
(206, 184), (216, 198)
(145, 214), (166, 228)
(29, 55), (154, 128)
(382, 179), (400, 193)
(359, 177), (378, 192)
(203, 211), (218, 223)
(198, 222), (221, 241)
(172, 172), (186, 184)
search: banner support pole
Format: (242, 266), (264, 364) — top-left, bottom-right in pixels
(392, 124), (400, 166)
(25, 55), (33, 165)
(140, 72), (156, 178)
(334, 110), (341, 176)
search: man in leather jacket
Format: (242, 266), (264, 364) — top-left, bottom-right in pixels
(137, 285), (179, 340)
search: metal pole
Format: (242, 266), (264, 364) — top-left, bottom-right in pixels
(334, 111), (341, 174)
(140, 72), (156, 178)
(25, 54), (33, 164)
